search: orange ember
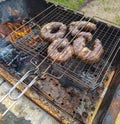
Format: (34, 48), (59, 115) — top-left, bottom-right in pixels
(0, 21), (43, 47)
(7, 22), (32, 42)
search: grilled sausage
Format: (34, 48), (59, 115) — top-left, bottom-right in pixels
(77, 32), (93, 41)
(73, 32), (104, 63)
(41, 22), (67, 42)
(69, 21), (96, 36)
(48, 38), (73, 63)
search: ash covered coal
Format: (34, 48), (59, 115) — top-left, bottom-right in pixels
(0, 38), (16, 64)
(0, 0), (39, 77)
(0, 0), (35, 74)
(0, 44), (16, 64)
(0, 37), (33, 76)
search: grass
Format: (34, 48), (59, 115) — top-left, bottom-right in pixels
(47, 0), (84, 10)
(104, 7), (111, 12)
(115, 16), (120, 25)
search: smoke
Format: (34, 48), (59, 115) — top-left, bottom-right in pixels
(0, 0), (28, 23)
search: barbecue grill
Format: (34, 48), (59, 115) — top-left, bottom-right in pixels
(0, 0), (120, 124)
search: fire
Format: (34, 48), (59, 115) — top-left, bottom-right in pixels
(6, 22), (43, 47)
(0, 18), (43, 47)
(7, 22), (32, 42)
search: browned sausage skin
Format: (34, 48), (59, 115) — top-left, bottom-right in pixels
(40, 22), (67, 42)
(77, 32), (93, 41)
(48, 38), (73, 63)
(69, 21), (96, 36)
(73, 32), (104, 63)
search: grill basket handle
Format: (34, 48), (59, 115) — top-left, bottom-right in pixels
(0, 70), (38, 119)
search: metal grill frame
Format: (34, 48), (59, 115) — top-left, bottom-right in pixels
(6, 4), (120, 90)
(0, 1), (120, 124)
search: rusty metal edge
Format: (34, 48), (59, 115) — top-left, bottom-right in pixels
(0, 66), (115, 124)
(0, 66), (71, 124)
(88, 71), (115, 124)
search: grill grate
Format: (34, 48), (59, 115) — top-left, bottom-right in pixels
(7, 5), (120, 89)
(0, 2), (120, 123)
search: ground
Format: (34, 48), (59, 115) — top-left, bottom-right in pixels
(47, 0), (120, 25)
(80, 0), (120, 25)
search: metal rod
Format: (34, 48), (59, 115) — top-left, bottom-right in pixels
(0, 74), (38, 118)
(8, 76), (38, 101)
(0, 70), (33, 103)
(3, 5), (120, 90)
(5, 4), (55, 40)
(93, 46), (120, 90)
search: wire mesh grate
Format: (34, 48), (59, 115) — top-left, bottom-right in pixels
(7, 5), (120, 89)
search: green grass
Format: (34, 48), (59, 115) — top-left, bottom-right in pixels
(47, 0), (84, 10)
(115, 16), (120, 25)
(104, 7), (111, 12)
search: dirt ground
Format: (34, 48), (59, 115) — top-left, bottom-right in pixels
(80, 0), (120, 25)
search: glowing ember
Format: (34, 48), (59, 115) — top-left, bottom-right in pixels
(0, 21), (42, 47)
(7, 22), (32, 42)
